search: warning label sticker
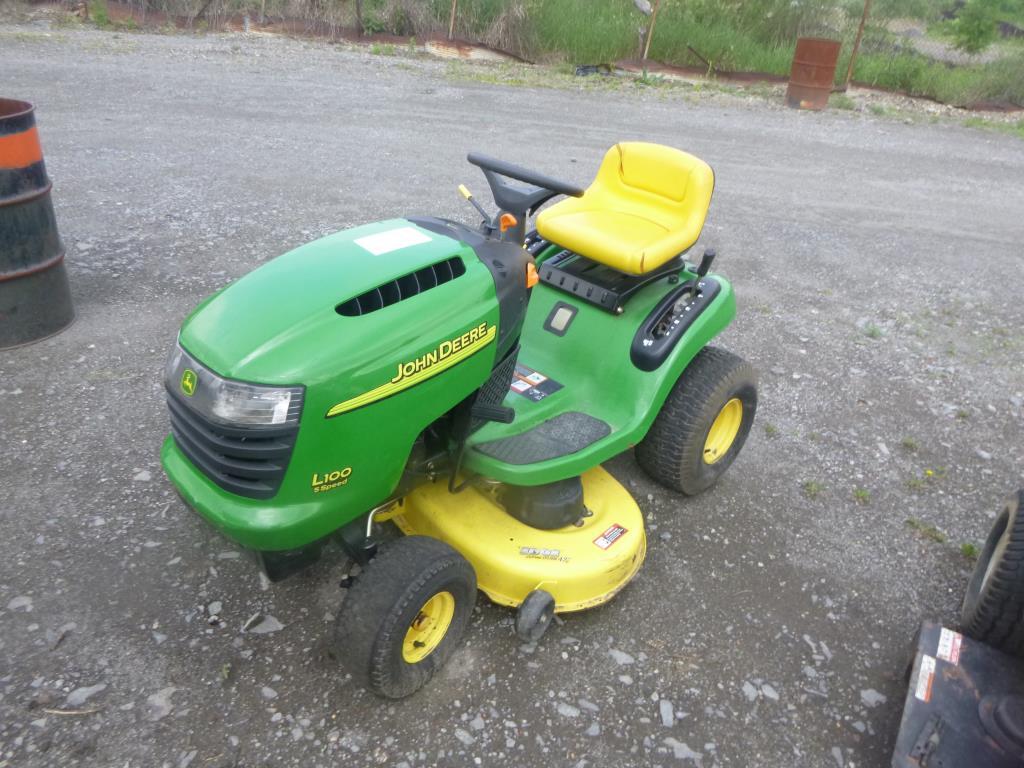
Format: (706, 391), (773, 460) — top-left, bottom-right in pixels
(937, 627), (963, 666)
(593, 524), (628, 550)
(509, 363), (563, 402)
(915, 654), (936, 702)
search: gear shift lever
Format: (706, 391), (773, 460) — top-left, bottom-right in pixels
(695, 247), (716, 279)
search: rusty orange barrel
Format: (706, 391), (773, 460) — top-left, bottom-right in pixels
(1, 98), (73, 349)
(785, 38), (842, 111)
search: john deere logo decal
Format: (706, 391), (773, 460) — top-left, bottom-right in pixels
(180, 369), (198, 397)
(326, 322), (496, 418)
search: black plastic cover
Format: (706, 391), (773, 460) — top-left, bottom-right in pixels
(501, 477), (585, 530)
(630, 277), (722, 372)
(409, 217), (532, 361)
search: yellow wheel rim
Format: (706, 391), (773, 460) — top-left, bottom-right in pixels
(402, 591), (456, 663)
(703, 398), (743, 465)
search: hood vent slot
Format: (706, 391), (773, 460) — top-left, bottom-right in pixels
(336, 256), (466, 317)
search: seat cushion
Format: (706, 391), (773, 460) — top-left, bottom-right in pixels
(537, 209), (670, 270)
(536, 143), (714, 275)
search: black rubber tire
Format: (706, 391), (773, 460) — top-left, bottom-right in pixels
(635, 346), (757, 496)
(961, 490), (1024, 657)
(515, 589), (556, 643)
(335, 536), (477, 699)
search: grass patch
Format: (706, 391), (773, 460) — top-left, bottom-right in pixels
(864, 323), (883, 339)
(543, 2), (1024, 107)
(900, 436), (919, 452)
(906, 517), (947, 543)
(529, 0), (638, 64)
(853, 488), (871, 505)
(802, 480), (825, 500)
(830, 93), (857, 111)
(370, 43), (397, 56)
(89, 0), (110, 28)
(764, 423), (779, 439)
(906, 476), (926, 491)
(850, 46), (1024, 108)
(961, 542), (979, 561)
(963, 116), (1024, 140)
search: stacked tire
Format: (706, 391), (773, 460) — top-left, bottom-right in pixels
(961, 490), (1024, 655)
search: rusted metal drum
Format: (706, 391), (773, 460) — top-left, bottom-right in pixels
(785, 37), (842, 111)
(0, 98), (73, 349)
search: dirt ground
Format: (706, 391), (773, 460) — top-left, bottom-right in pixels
(1, 24), (1023, 768)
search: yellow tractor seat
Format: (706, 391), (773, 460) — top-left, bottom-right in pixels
(535, 142), (714, 276)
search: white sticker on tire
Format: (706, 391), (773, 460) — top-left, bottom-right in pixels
(915, 654), (936, 702)
(937, 627), (962, 665)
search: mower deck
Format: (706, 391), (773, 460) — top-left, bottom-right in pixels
(391, 466), (646, 612)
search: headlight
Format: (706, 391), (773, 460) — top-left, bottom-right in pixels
(164, 343), (304, 427)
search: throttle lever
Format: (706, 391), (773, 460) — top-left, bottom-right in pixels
(695, 247), (716, 278)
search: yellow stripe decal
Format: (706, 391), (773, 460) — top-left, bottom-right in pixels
(326, 324), (497, 418)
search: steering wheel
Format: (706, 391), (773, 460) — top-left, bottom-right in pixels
(467, 152), (586, 200)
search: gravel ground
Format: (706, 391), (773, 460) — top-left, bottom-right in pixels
(1, 25), (1023, 768)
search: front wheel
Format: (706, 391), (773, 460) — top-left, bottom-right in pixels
(635, 346), (757, 495)
(335, 536), (477, 698)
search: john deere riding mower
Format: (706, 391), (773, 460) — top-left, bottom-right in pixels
(161, 142), (758, 698)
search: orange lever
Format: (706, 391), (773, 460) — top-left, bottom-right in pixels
(526, 262), (539, 288)
(499, 213), (518, 233)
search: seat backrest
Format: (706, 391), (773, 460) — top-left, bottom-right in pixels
(593, 142), (713, 220)
(617, 142), (698, 202)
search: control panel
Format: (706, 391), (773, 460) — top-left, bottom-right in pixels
(630, 277), (721, 371)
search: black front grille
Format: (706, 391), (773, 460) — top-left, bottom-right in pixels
(167, 391), (298, 499)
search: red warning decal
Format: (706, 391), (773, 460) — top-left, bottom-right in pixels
(593, 524), (628, 550)
(915, 654), (936, 703)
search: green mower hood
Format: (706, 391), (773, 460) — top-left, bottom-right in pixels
(179, 218), (494, 387)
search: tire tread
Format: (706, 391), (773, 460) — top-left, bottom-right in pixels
(335, 536), (476, 698)
(962, 491), (1024, 656)
(636, 346), (757, 495)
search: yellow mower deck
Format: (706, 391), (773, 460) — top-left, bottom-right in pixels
(392, 466), (646, 613)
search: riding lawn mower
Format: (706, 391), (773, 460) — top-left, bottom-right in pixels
(161, 142), (758, 698)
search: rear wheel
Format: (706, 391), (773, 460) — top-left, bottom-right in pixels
(636, 346), (757, 495)
(961, 490), (1024, 656)
(335, 535), (477, 698)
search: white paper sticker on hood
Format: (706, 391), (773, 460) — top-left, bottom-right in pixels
(354, 226), (432, 256)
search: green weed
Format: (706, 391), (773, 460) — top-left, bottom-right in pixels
(963, 116), (1024, 140)
(830, 93), (857, 110)
(89, 0), (110, 28)
(906, 518), (946, 543)
(802, 480), (825, 500)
